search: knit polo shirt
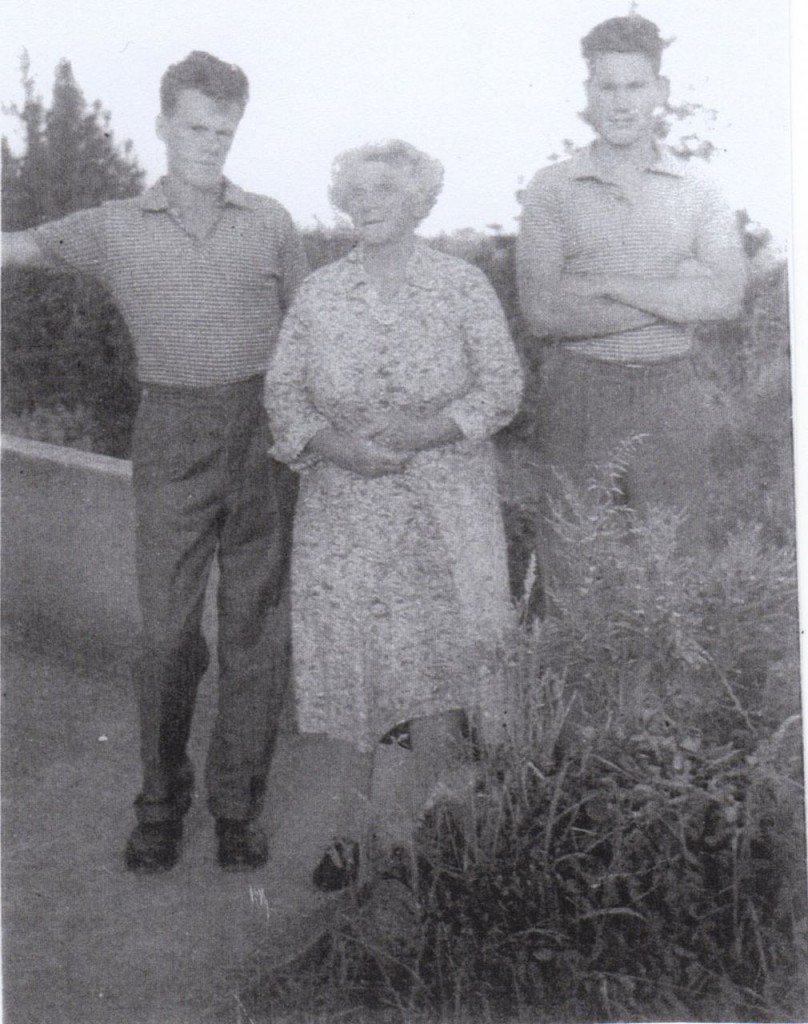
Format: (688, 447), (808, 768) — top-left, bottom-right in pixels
(31, 179), (309, 387)
(516, 144), (745, 362)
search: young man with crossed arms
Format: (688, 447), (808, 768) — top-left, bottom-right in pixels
(516, 16), (746, 603)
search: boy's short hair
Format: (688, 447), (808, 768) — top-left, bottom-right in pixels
(581, 15), (669, 75)
(160, 51), (249, 115)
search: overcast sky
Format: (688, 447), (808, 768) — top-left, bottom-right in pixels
(0, 0), (796, 246)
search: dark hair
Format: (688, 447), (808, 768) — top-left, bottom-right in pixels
(160, 51), (249, 115)
(581, 16), (670, 75)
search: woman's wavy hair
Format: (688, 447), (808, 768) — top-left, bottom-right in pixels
(329, 139), (444, 225)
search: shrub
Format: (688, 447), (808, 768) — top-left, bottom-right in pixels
(697, 259), (795, 546)
(2, 403), (97, 452)
(1, 266), (138, 457)
(301, 225), (354, 272)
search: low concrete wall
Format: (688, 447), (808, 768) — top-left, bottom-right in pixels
(2, 435), (142, 653)
(1, 433), (292, 721)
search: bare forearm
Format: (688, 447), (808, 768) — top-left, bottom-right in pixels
(520, 289), (658, 340)
(2, 231), (54, 270)
(597, 273), (744, 324)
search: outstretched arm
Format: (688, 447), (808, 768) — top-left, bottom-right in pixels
(2, 231), (58, 270)
(3, 207), (107, 278)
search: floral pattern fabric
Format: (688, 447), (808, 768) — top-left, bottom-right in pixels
(265, 242), (523, 751)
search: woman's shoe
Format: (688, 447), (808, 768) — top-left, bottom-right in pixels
(312, 839), (360, 891)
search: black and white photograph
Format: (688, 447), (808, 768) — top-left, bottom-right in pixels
(1, 1), (805, 1021)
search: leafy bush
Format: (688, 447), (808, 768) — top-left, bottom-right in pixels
(2, 403), (97, 452)
(697, 259), (795, 546)
(1, 266), (139, 457)
(302, 225), (354, 272)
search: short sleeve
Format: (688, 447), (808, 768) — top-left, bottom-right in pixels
(516, 172), (566, 283)
(32, 206), (108, 280)
(275, 207), (310, 312)
(692, 175), (747, 291)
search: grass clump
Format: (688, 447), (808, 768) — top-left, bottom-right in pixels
(241, 457), (805, 1024)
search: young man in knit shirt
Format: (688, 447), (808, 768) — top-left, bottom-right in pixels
(3, 51), (308, 872)
(516, 16), (746, 604)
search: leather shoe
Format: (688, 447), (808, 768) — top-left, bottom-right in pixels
(124, 821), (182, 874)
(173, 762), (195, 818)
(312, 838), (360, 891)
(216, 819), (268, 871)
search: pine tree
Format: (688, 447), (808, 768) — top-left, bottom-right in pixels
(3, 52), (144, 229)
(2, 53), (48, 229)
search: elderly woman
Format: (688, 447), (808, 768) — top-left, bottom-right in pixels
(264, 139), (522, 891)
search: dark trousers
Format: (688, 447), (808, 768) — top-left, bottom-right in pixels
(533, 348), (710, 594)
(130, 376), (297, 825)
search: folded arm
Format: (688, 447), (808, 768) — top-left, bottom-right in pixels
(519, 266), (660, 339)
(565, 259), (745, 324)
(516, 200), (657, 339)
(516, 170), (747, 338)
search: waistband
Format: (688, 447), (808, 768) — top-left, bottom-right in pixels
(140, 374), (264, 403)
(555, 347), (693, 374)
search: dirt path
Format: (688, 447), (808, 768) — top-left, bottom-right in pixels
(1, 633), (354, 1024)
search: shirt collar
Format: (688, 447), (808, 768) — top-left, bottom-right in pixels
(345, 239), (438, 292)
(569, 142), (686, 184)
(138, 177), (251, 211)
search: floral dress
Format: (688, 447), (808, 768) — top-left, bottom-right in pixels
(265, 242), (523, 751)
